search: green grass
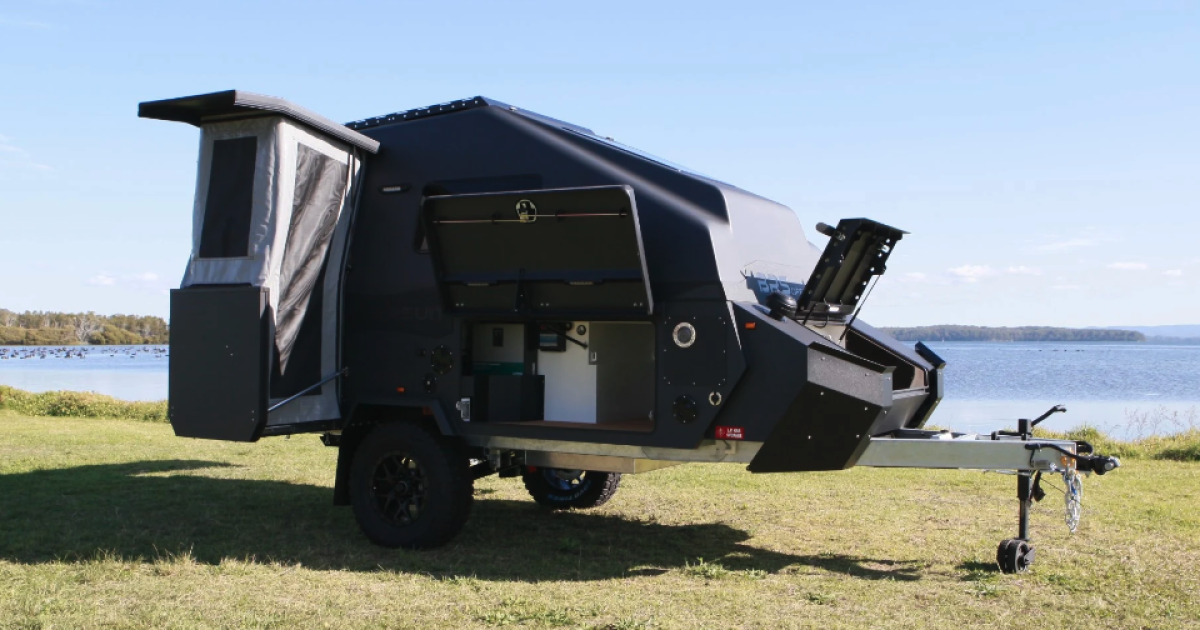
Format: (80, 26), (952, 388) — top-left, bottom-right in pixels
(0, 386), (167, 422)
(1, 409), (1199, 629)
(1036, 424), (1200, 462)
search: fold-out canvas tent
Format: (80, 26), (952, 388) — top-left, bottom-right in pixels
(142, 92), (379, 433)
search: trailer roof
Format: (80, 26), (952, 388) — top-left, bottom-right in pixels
(348, 97), (730, 185)
(345, 97), (496, 130)
(346, 96), (593, 134)
(139, 90), (380, 154)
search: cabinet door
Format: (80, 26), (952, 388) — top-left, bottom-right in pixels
(591, 322), (655, 427)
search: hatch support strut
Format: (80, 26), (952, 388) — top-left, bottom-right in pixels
(268, 368), (349, 413)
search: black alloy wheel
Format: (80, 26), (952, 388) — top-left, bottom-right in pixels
(350, 421), (473, 549)
(370, 452), (427, 526)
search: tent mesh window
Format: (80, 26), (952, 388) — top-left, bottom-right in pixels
(274, 143), (349, 373)
(199, 136), (257, 258)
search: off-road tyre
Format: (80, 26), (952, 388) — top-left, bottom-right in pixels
(349, 421), (473, 549)
(521, 468), (621, 509)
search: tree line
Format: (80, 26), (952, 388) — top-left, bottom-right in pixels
(880, 325), (1145, 342)
(0, 309), (169, 345)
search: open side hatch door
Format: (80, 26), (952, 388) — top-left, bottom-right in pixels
(423, 185), (654, 317)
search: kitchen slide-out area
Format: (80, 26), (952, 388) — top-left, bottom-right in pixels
(465, 321), (654, 432)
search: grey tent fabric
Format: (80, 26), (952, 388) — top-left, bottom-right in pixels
(275, 144), (349, 372)
(183, 118), (283, 290)
(182, 116), (362, 426)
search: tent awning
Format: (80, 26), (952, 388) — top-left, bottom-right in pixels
(139, 90), (380, 154)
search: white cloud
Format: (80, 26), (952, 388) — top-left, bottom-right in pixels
(133, 272), (159, 281)
(1164, 269), (1183, 277)
(1006, 266), (1043, 276)
(899, 272), (928, 283)
(1107, 262), (1148, 270)
(947, 265), (996, 282)
(1051, 284), (1082, 290)
(0, 133), (52, 171)
(1039, 238), (1097, 251)
(87, 275), (116, 286)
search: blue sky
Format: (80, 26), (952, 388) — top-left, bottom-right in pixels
(1, 1), (1196, 327)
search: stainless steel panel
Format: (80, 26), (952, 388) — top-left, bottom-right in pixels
(857, 436), (1077, 471)
(524, 451), (682, 474)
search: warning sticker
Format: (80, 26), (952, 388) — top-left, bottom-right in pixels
(715, 426), (744, 440)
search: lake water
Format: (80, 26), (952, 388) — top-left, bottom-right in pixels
(1, 342), (1197, 436)
(924, 342), (1199, 438)
(0, 346), (168, 403)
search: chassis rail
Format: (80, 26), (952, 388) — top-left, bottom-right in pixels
(466, 431), (1108, 474)
(860, 433), (1080, 472)
(467, 419), (1119, 575)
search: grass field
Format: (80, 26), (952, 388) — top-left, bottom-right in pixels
(1, 410), (1198, 629)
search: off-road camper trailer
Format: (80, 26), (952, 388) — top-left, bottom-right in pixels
(141, 91), (1118, 574)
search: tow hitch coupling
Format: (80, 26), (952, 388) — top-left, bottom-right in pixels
(997, 405), (1121, 574)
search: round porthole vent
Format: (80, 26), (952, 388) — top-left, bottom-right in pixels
(672, 322), (696, 348)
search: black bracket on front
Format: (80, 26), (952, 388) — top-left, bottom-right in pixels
(797, 218), (907, 325)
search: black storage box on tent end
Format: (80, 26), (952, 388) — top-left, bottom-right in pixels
(168, 285), (272, 441)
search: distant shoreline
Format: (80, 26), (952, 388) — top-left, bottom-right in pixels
(1, 308), (168, 346)
(0, 339), (167, 347)
(3, 307), (1198, 346)
(881, 325), (1147, 343)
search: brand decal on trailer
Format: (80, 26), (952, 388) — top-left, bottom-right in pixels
(515, 199), (538, 223)
(715, 426), (744, 440)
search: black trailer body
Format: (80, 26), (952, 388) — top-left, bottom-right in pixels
(141, 91), (1118, 571)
